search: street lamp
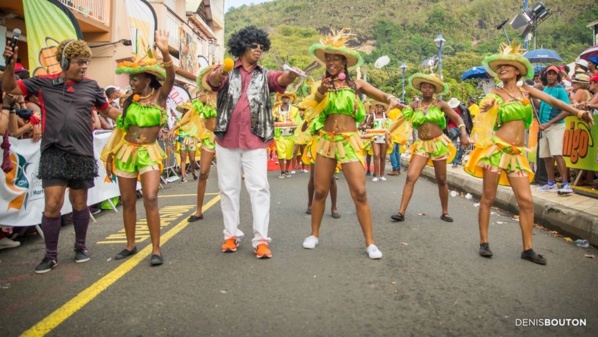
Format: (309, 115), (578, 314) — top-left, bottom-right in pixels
(400, 61), (407, 102)
(434, 34), (446, 79)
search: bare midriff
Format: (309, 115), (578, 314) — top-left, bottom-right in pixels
(494, 120), (526, 147)
(125, 125), (161, 144)
(417, 123), (443, 140)
(324, 114), (357, 133)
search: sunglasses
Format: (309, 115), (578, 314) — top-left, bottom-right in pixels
(248, 43), (263, 51)
(73, 59), (91, 66)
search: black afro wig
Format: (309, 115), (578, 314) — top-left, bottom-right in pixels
(227, 25), (271, 58)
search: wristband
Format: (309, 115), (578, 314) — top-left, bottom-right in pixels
(29, 115), (41, 125)
(387, 95), (398, 103)
(458, 123), (465, 129)
(2, 106), (11, 110)
(160, 60), (173, 68)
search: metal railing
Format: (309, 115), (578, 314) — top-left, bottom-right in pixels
(58, 0), (107, 24)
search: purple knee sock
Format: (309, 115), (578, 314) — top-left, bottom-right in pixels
(41, 215), (61, 259)
(72, 208), (90, 251)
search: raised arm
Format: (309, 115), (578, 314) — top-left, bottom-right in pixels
(155, 30), (175, 106)
(276, 67), (302, 87)
(524, 85), (593, 126)
(2, 44), (24, 95)
(355, 79), (406, 110)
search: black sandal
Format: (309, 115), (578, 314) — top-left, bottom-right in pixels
(115, 246), (138, 260)
(440, 213), (454, 222)
(150, 254), (163, 266)
(521, 250), (547, 265)
(188, 214), (204, 222)
(391, 212), (405, 222)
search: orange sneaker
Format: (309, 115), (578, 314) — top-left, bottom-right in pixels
(221, 238), (239, 252)
(255, 243), (272, 259)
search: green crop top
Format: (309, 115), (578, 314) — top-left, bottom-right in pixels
(117, 102), (166, 130)
(401, 105), (446, 129)
(200, 105), (217, 119)
(486, 93), (533, 130)
(321, 88), (366, 124)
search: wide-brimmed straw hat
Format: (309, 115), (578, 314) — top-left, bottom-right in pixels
(175, 101), (193, 113)
(116, 51), (166, 81)
(447, 98), (461, 109)
(572, 74), (590, 84)
(482, 42), (534, 79)
(408, 72), (449, 95)
(275, 92), (297, 102)
(309, 28), (364, 68)
(373, 100), (389, 110)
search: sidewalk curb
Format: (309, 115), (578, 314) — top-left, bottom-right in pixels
(401, 157), (598, 245)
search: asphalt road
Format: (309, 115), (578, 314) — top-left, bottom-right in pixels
(1, 165), (597, 337)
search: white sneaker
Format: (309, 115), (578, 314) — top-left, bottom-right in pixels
(366, 244), (383, 259)
(535, 183), (558, 192)
(372, 177), (379, 182)
(558, 184), (573, 195)
(380, 176), (387, 181)
(0, 237), (21, 250)
(290, 170), (296, 174)
(302, 169), (309, 173)
(303, 235), (319, 249)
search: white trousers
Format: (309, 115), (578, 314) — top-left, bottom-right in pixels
(216, 143), (271, 248)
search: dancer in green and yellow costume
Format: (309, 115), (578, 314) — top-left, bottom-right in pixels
(184, 65), (219, 222)
(369, 100), (393, 181)
(301, 28), (404, 259)
(168, 101), (200, 182)
(464, 42), (593, 265)
(360, 99), (375, 175)
(101, 30), (175, 266)
(389, 71), (470, 224)
(292, 103), (310, 173)
(273, 92), (298, 178)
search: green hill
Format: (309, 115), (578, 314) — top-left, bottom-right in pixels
(225, 0), (597, 100)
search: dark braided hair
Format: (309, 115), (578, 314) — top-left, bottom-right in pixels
(121, 73), (162, 122)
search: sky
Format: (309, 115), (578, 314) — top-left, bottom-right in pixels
(225, 0), (274, 12)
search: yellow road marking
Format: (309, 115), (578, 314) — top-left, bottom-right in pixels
(96, 205), (196, 245)
(20, 195), (221, 337)
(158, 192), (219, 198)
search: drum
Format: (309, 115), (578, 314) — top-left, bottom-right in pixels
(274, 122), (297, 137)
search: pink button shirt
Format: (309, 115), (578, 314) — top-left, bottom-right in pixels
(211, 60), (286, 149)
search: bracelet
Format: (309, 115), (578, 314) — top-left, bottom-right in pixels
(387, 95), (397, 103)
(315, 90), (326, 100)
(458, 123), (465, 129)
(2, 106), (11, 110)
(160, 60), (173, 68)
